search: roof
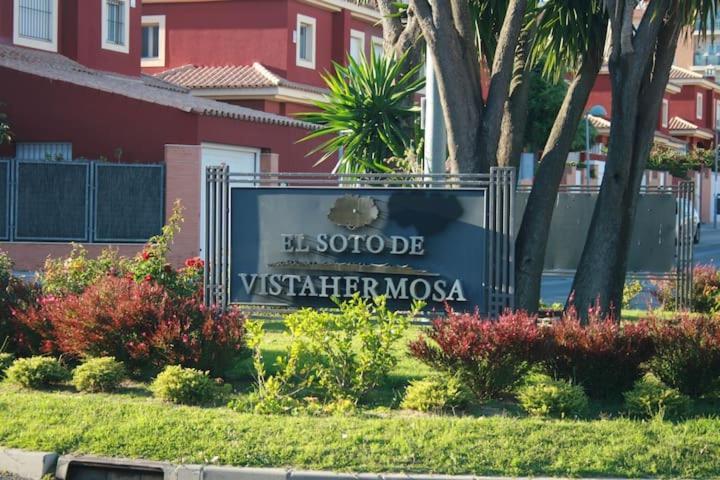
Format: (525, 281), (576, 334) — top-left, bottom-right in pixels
(669, 65), (704, 80)
(668, 116), (700, 130)
(0, 44), (315, 129)
(155, 63), (328, 95)
(587, 114), (610, 130)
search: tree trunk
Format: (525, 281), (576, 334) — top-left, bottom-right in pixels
(497, 18), (540, 170)
(569, 0), (673, 318)
(478, 0), (529, 171)
(514, 22), (607, 312)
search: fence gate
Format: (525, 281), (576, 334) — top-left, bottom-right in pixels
(204, 167), (515, 316)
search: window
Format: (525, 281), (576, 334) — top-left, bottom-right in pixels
(716, 99), (720, 129)
(101, 0), (130, 53)
(349, 30), (365, 61)
(13, 0), (58, 52)
(697, 92), (704, 119)
(141, 15), (166, 67)
(371, 36), (384, 58)
(662, 99), (669, 128)
(296, 14), (316, 69)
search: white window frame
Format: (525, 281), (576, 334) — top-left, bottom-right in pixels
(101, 0), (131, 54)
(662, 99), (669, 128)
(13, 0), (59, 52)
(697, 92), (704, 120)
(349, 29), (365, 61)
(371, 36), (384, 58)
(141, 15), (166, 67)
(295, 14), (316, 69)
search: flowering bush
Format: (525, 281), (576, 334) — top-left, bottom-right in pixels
(652, 265), (720, 313)
(542, 308), (654, 398)
(42, 244), (129, 297)
(409, 309), (544, 401)
(646, 315), (720, 397)
(15, 275), (245, 377)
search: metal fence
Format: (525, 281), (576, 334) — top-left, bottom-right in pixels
(204, 166), (516, 316)
(0, 159), (164, 243)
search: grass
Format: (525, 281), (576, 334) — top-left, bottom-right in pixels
(1, 387), (720, 478)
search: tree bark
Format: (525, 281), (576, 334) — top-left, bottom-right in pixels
(478, 0), (529, 172)
(497, 18), (540, 170)
(514, 20), (607, 312)
(569, 0), (674, 318)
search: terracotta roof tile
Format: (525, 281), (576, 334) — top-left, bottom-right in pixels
(155, 63), (328, 95)
(669, 65), (704, 80)
(0, 44), (316, 129)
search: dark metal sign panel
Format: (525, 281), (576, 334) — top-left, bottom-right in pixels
(230, 188), (487, 310)
(515, 192), (676, 273)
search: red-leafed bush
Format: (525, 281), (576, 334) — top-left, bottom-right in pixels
(15, 275), (245, 377)
(652, 264), (720, 313)
(409, 309), (544, 400)
(542, 308), (654, 398)
(0, 249), (41, 355)
(646, 315), (720, 397)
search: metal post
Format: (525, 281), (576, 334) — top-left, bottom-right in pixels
(423, 47), (446, 176)
(584, 115), (590, 186)
(715, 127), (718, 229)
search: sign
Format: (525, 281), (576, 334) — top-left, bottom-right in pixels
(230, 188), (488, 309)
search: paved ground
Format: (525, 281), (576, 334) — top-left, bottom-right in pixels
(540, 223), (720, 306)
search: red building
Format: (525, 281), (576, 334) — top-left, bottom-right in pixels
(141, 0), (383, 116)
(0, 0), (372, 270)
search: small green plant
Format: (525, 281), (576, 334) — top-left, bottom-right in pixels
(72, 357), (126, 393)
(623, 280), (643, 309)
(624, 374), (691, 420)
(401, 374), (472, 413)
(516, 373), (589, 418)
(151, 365), (229, 405)
(5, 356), (70, 389)
(0, 352), (14, 378)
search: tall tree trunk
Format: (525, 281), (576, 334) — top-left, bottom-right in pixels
(478, 0), (529, 171)
(497, 18), (541, 169)
(514, 21), (607, 312)
(569, 0), (673, 318)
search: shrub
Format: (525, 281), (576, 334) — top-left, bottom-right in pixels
(15, 275), (245, 377)
(0, 352), (13, 378)
(42, 244), (129, 297)
(542, 309), (654, 398)
(72, 357), (126, 393)
(516, 373), (589, 418)
(652, 265), (720, 313)
(401, 374), (472, 413)
(646, 315), (720, 397)
(623, 280), (643, 309)
(409, 309), (543, 401)
(151, 365), (228, 405)
(624, 374), (691, 420)
(0, 250), (40, 355)
(5, 356), (69, 388)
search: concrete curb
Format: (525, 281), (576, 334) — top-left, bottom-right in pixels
(3, 451), (640, 480)
(0, 449), (58, 480)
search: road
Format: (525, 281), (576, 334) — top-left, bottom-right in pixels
(539, 224), (720, 306)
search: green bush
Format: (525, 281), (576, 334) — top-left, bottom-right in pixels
(5, 356), (70, 388)
(42, 244), (129, 297)
(624, 374), (691, 420)
(401, 374), (472, 413)
(0, 352), (13, 378)
(72, 357), (126, 393)
(151, 365), (229, 405)
(516, 373), (589, 418)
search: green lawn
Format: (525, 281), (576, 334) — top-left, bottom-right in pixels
(1, 387), (720, 478)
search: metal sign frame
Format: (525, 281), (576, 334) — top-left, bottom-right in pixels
(204, 166), (516, 316)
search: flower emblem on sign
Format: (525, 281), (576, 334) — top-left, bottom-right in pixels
(328, 195), (379, 230)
